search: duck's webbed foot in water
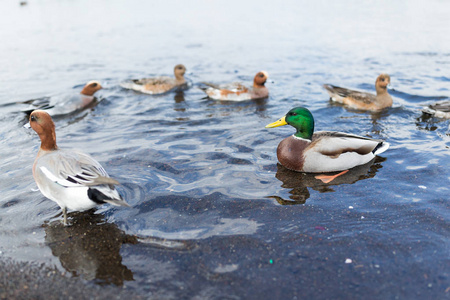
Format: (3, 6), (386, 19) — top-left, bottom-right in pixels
(315, 170), (349, 183)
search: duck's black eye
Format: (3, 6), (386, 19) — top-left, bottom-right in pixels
(30, 115), (37, 122)
(290, 112), (297, 116)
(380, 78), (385, 82)
(259, 73), (265, 78)
(91, 83), (98, 87)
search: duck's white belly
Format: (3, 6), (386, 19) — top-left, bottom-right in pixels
(35, 173), (97, 211)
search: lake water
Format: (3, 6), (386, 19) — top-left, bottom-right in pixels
(0, 0), (449, 299)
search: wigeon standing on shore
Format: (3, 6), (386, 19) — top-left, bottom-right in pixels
(323, 74), (393, 111)
(120, 64), (187, 95)
(29, 110), (129, 225)
(200, 71), (269, 101)
(22, 81), (103, 116)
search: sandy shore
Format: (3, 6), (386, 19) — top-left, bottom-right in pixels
(0, 259), (142, 300)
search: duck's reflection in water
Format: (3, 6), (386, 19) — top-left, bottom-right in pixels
(173, 90), (185, 103)
(44, 210), (195, 286)
(44, 211), (137, 286)
(271, 156), (386, 205)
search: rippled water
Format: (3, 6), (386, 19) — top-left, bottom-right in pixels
(0, 0), (449, 299)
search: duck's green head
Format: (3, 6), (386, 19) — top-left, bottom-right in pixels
(265, 107), (315, 139)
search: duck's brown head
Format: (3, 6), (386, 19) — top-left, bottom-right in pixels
(253, 71), (269, 87)
(375, 74), (390, 91)
(29, 110), (57, 151)
(80, 80), (103, 96)
(174, 64), (186, 80)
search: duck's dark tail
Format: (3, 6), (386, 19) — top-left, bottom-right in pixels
(372, 141), (390, 155)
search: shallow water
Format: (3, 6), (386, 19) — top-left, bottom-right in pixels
(0, 0), (449, 298)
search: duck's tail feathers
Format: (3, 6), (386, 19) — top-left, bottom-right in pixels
(119, 81), (137, 90)
(322, 84), (335, 92)
(198, 82), (219, 91)
(87, 186), (130, 207)
(372, 141), (390, 155)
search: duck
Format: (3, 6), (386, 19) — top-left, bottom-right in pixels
(29, 110), (129, 225)
(120, 64), (187, 94)
(323, 74), (393, 111)
(200, 71), (269, 101)
(22, 81), (103, 116)
(265, 107), (389, 182)
(422, 100), (450, 119)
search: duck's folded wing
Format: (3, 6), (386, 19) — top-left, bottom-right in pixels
(120, 77), (176, 95)
(323, 84), (375, 104)
(21, 97), (54, 114)
(312, 131), (386, 157)
(201, 82), (247, 92)
(38, 151), (119, 188)
(221, 82), (247, 92)
(133, 76), (173, 85)
(429, 100), (450, 112)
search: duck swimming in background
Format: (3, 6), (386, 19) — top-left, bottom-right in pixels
(200, 71), (269, 101)
(29, 110), (129, 225)
(22, 81), (103, 116)
(422, 100), (450, 119)
(120, 64), (187, 95)
(323, 74), (393, 111)
(266, 107), (389, 183)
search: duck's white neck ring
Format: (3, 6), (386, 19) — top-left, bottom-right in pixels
(292, 134), (311, 141)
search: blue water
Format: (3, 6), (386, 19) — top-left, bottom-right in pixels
(0, 0), (449, 299)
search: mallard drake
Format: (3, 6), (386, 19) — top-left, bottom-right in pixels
(422, 100), (450, 119)
(21, 80), (102, 116)
(120, 64), (187, 95)
(323, 74), (393, 111)
(265, 107), (389, 177)
(200, 71), (269, 101)
(29, 110), (130, 225)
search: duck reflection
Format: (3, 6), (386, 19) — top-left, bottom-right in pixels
(173, 90), (185, 103)
(271, 156), (386, 204)
(415, 113), (446, 132)
(44, 210), (137, 286)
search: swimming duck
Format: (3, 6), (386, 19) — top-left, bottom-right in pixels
(323, 74), (393, 111)
(29, 110), (129, 225)
(120, 64), (187, 94)
(265, 107), (389, 179)
(200, 71), (269, 101)
(22, 81), (102, 116)
(422, 100), (450, 119)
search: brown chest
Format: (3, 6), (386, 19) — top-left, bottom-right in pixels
(276, 136), (309, 172)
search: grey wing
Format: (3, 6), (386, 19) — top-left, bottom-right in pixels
(22, 94), (81, 115)
(201, 82), (245, 91)
(312, 131), (387, 156)
(429, 100), (450, 112)
(313, 131), (383, 142)
(200, 82), (221, 89)
(40, 150), (119, 188)
(134, 76), (172, 85)
(21, 97), (53, 114)
(323, 84), (376, 104)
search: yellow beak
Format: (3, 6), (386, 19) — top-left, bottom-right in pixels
(265, 116), (287, 128)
